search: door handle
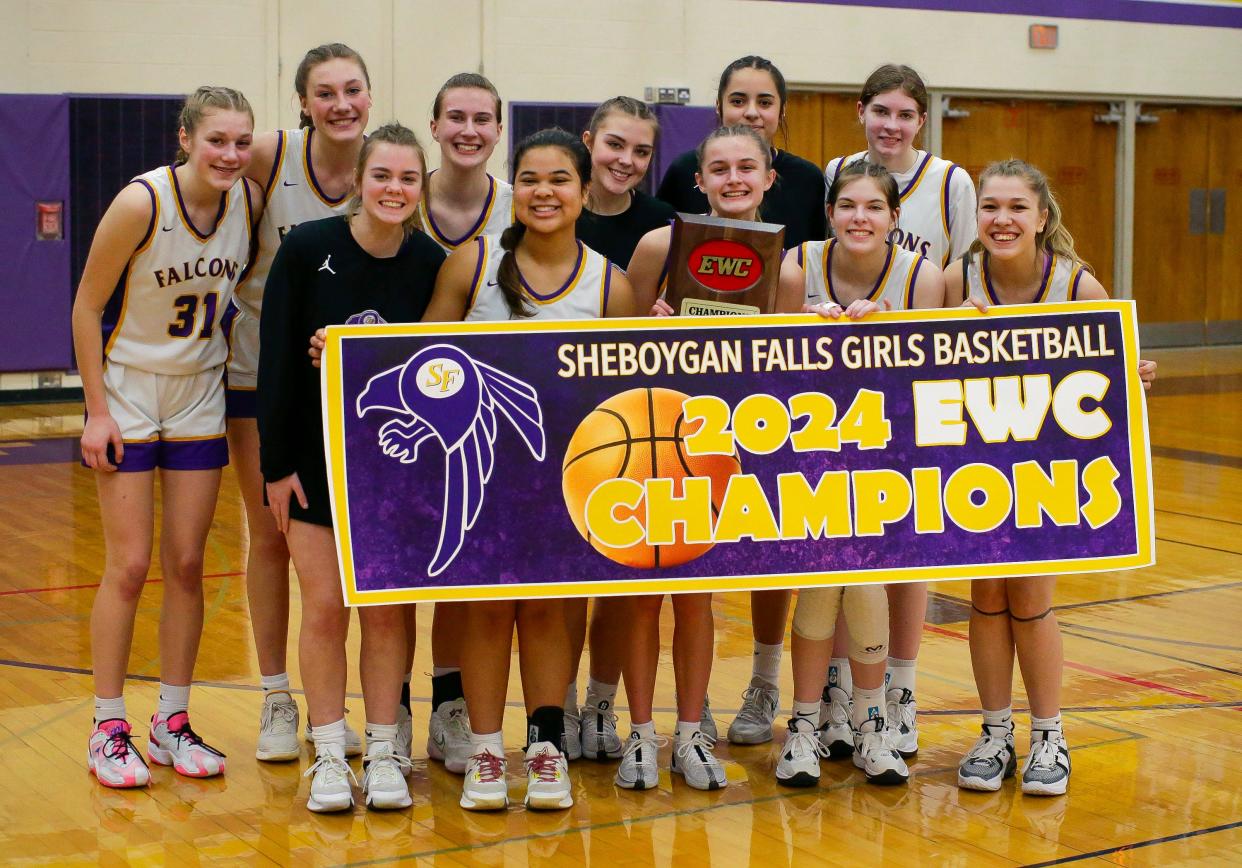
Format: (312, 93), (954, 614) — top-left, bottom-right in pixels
(1209, 188), (1225, 235)
(1189, 188), (1207, 235)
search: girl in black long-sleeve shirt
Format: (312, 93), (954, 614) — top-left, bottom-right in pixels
(258, 123), (444, 813)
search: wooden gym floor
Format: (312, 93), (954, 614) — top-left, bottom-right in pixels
(0, 345), (1239, 866)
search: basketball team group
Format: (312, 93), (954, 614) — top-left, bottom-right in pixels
(74, 43), (1158, 813)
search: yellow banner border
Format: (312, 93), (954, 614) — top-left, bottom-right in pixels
(323, 300), (1154, 606)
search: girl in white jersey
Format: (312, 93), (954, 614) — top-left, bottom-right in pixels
(946, 160), (1154, 797)
(821, 65), (977, 759)
(773, 162), (943, 788)
(73, 87), (261, 789)
(423, 129), (634, 813)
(227, 43), (372, 766)
(419, 73), (514, 774)
(622, 125), (802, 792)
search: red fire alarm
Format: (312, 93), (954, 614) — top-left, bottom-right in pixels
(36, 201), (63, 240)
(1029, 23), (1059, 49)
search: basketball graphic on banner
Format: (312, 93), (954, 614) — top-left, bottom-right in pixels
(562, 387), (742, 568)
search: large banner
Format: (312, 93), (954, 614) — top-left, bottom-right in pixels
(322, 302), (1153, 605)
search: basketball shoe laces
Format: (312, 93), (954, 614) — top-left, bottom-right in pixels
(166, 719), (227, 759)
(261, 697), (297, 732)
(1026, 732), (1065, 776)
(103, 726), (144, 764)
(527, 749), (562, 782)
(736, 684), (778, 726)
(470, 751), (506, 782)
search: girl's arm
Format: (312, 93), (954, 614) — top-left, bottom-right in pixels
(421, 243), (483, 323)
(943, 259), (967, 307)
(625, 225), (672, 313)
(776, 250), (807, 314)
(910, 259), (947, 310)
(244, 130), (282, 193)
(71, 182), (156, 471)
(604, 267), (636, 318)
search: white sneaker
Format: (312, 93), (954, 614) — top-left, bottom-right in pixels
(395, 704), (413, 772)
(148, 712), (226, 778)
(256, 691), (301, 762)
(957, 723), (1016, 792)
(775, 717), (829, 788)
(428, 698), (472, 774)
(852, 717), (909, 786)
(614, 731), (666, 790)
(885, 687), (918, 757)
(1021, 729), (1071, 796)
(562, 708), (583, 761)
(303, 718), (363, 758)
(728, 677), (781, 745)
(304, 743), (357, 813)
(580, 700), (624, 760)
(817, 686), (854, 759)
(700, 697), (718, 742)
(361, 741), (413, 810)
(524, 742), (573, 810)
(671, 730), (727, 790)
(459, 748), (508, 811)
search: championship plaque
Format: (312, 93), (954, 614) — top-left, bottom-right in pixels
(665, 213), (785, 316)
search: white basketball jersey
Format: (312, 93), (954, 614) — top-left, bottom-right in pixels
(104, 166), (252, 375)
(417, 173), (515, 254)
(234, 128), (351, 319)
(797, 239), (926, 311)
(826, 151), (976, 268)
(465, 235), (613, 321)
(965, 251), (1087, 306)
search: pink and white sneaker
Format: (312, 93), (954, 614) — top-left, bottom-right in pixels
(148, 712), (226, 778)
(88, 719), (151, 788)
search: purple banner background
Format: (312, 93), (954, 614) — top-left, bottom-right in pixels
(765, 0), (1242, 28)
(0, 94), (71, 372)
(336, 310), (1140, 592)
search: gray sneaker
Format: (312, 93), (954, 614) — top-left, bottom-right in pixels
(256, 690), (300, 762)
(700, 697), (718, 742)
(580, 700), (623, 760)
(671, 730), (727, 790)
(614, 731), (666, 790)
(727, 677), (780, 745)
(957, 723), (1016, 791)
(1021, 729), (1070, 796)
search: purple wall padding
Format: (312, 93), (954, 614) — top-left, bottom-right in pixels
(0, 94), (71, 372)
(653, 105), (717, 188)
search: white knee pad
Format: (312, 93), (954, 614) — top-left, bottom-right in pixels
(792, 586), (843, 641)
(843, 585), (889, 664)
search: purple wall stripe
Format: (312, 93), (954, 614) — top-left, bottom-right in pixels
(764, 0), (1242, 28)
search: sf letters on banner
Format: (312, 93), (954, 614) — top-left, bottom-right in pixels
(321, 302), (1154, 605)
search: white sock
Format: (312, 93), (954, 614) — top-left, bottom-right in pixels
(827, 658), (852, 694)
(792, 699), (819, 726)
(261, 672), (290, 693)
(94, 695), (126, 724)
(365, 722), (398, 749)
(752, 641), (783, 686)
(1030, 714), (1063, 739)
(469, 729), (504, 757)
(631, 720), (657, 740)
(564, 681), (579, 714)
(311, 718), (347, 753)
(432, 666), (459, 677)
(982, 707), (1013, 733)
(157, 682), (191, 718)
(886, 658), (916, 694)
(851, 685), (885, 730)
(674, 720), (702, 742)
(585, 677), (618, 710)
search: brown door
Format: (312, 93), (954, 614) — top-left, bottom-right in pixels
(783, 92), (869, 171)
(1133, 105), (1211, 344)
(941, 99), (1117, 286)
(1206, 106), (1242, 343)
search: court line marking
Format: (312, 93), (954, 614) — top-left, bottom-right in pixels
(922, 624), (1223, 703)
(1057, 622), (1242, 651)
(0, 570), (243, 597)
(1021, 819), (1242, 867)
(927, 579), (1242, 614)
(338, 734), (1147, 866)
(1060, 625), (1242, 673)
(1155, 507), (1242, 527)
(1, 658), (1234, 720)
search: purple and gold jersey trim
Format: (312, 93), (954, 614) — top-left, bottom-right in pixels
(899, 152), (934, 202)
(303, 129), (349, 207)
(420, 173), (503, 250)
(939, 164), (959, 265)
(982, 250), (1057, 306)
(823, 238), (896, 306)
(1070, 265), (1085, 301)
(464, 237), (490, 313)
(601, 262), (615, 316)
(168, 166), (227, 242)
(102, 180), (160, 357)
(262, 130), (287, 204)
(521, 241), (586, 304)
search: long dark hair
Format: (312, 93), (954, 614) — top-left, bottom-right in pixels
(497, 128), (592, 318)
(715, 55), (788, 144)
(294, 43), (371, 130)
